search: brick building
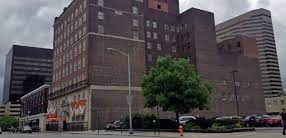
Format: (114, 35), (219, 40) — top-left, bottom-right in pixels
(216, 9), (282, 98)
(20, 85), (50, 132)
(49, 0), (265, 131)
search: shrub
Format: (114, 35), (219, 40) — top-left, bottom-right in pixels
(121, 112), (157, 129)
(187, 117), (214, 129)
(185, 122), (200, 130)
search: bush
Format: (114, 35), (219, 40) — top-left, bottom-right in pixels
(0, 116), (18, 131)
(211, 119), (241, 129)
(121, 112), (157, 129)
(186, 117), (214, 129)
(158, 119), (178, 129)
(185, 122), (200, 130)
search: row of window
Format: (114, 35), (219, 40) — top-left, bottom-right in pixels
(55, 25), (87, 57)
(146, 19), (188, 32)
(55, 0), (87, 36)
(53, 73), (87, 92)
(53, 56), (86, 82)
(97, 11), (140, 40)
(54, 39), (87, 70)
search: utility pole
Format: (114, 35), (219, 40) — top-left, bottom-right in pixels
(231, 70), (240, 116)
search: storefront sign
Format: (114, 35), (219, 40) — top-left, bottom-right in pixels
(70, 100), (86, 116)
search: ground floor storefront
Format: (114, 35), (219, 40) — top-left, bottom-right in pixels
(19, 114), (47, 132)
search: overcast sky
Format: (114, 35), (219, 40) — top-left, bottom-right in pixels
(0, 0), (285, 102)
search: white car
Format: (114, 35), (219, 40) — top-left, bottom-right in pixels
(22, 126), (32, 133)
(179, 116), (196, 125)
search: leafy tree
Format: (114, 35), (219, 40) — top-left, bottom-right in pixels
(0, 116), (18, 130)
(141, 57), (212, 124)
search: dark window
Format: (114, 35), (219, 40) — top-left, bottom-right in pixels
(157, 4), (161, 9)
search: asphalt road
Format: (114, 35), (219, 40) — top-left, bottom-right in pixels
(0, 128), (285, 138)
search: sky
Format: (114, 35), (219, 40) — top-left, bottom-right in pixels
(0, 0), (285, 102)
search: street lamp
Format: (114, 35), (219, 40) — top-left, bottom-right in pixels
(106, 48), (133, 134)
(27, 110), (31, 126)
(231, 70), (240, 116)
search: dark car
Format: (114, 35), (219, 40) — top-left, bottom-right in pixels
(105, 121), (122, 130)
(243, 115), (257, 127)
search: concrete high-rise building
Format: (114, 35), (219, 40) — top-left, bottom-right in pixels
(216, 8), (282, 98)
(49, 0), (266, 131)
(3, 45), (53, 104)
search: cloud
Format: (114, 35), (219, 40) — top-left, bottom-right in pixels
(0, 0), (72, 102)
(179, 0), (251, 24)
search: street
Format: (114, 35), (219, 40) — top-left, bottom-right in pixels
(0, 128), (285, 138)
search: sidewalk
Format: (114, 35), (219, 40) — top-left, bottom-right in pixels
(66, 130), (181, 137)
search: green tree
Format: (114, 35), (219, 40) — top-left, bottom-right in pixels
(0, 116), (18, 129)
(141, 57), (212, 124)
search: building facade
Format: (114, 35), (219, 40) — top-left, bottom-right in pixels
(213, 36), (266, 116)
(216, 9), (282, 98)
(3, 45), (53, 104)
(20, 85), (50, 132)
(0, 102), (21, 118)
(49, 0), (266, 131)
(265, 96), (286, 114)
(49, 0), (145, 131)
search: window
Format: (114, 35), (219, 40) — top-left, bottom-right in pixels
(132, 6), (138, 14)
(171, 26), (175, 32)
(147, 42), (152, 49)
(281, 100), (285, 105)
(157, 43), (161, 51)
(83, 26), (87, 35)
(133, 30), (139, 40)
(98, 11), (104, 20)
(83, 0), (87, 8)
(153, 32), (158, 39)
(83, 13), (87, 22)
(132, 19), (138, 27)
(146, 20), (150, 27)
(78, 43), (82, 54)
(98, 0), (104, 6)
(164, 24), (169, 30)
(79, 18), (82, 26)
(147, 54), (152, 62)
(146, 31), (151, 38)
(83, 39), (87, 51)
(79, 5), (83, 13)
(79, 30), (82, 38)
(98, 25), (104, 33)
(82, 56), (86, 68)
(152, 21), (157, 28)
(165, 34), (169, 41)
(75, 9), (78, 17)
(172, 46), (176, 53)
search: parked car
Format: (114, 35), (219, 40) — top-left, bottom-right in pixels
(257, 115), (271, 127)
(22, 126), (32, 133)
(243, 115), (257, 127)
(215, 116), (243, 120)
(267, 115), (282, 127)
(105, 121), (122, 130)
(179, 116), (196, 125)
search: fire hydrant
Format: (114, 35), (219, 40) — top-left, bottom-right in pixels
(178, 125), (184, 137)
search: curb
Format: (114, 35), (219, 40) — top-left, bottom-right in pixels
(67, 132), (177, 138)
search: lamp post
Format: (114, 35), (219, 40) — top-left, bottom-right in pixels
(27, 110), (31, 126)
(231, 70), (240, 116)
(106, 48), (133, 134)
